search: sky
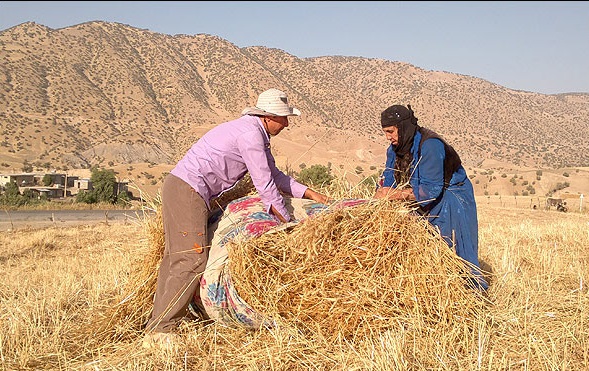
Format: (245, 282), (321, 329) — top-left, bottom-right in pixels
(1, 1), (588, 95)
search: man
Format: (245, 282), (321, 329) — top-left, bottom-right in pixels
(143, 88), (329, 348)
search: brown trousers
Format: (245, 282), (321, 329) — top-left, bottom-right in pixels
(145, 173), (209, 333)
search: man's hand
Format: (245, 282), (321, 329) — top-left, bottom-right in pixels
(303, 188), (332, 204)
(270, 205), (288, 223)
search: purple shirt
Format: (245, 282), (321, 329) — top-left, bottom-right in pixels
(170, 115), (307, 221)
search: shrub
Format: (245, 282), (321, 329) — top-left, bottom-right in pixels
(297, 164), (334, 187)
(22, 160), (33, 173)
(42, 174), (53, 186)
(76, 190), (97, 204)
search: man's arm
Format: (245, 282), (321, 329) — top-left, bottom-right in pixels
(303, 188), (331, 204)
(270, 205), (288, 223)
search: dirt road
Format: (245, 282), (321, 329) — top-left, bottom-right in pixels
(0, 209), (151, 231)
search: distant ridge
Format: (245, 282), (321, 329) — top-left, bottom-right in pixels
(1, 20), (588, 173)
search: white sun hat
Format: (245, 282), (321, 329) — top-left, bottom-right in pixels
(241, 88), (301, 117)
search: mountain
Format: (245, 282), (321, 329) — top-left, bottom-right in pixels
(1, 21), (588, 195)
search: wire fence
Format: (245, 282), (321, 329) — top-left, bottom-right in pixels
(476, 194), (586, 213)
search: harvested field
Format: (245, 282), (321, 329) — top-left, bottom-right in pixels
(1, 197), (588, 370)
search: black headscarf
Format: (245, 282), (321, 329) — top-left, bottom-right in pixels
(381, 104), (419, 185)
(381, 104), (463, 189)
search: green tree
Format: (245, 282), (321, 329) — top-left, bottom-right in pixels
(42, 174), (53, 186)
(76, 190), (97, 204)
(90, 167), (117, 204)
(297, 164), (334, 187)
(116, 190), (132, 206)
(3, 181), (20, 198)
(0, 181), (29, 206)
(77, 168), (118, 204)
(22, 188), (35, 199)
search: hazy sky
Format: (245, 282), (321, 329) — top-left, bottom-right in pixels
(1, 1), (588, 95)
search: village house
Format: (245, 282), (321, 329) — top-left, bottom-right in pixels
(0, 172), (129, 199)
(0, 172), (76, 198)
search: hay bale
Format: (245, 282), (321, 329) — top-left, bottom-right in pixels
(227, 199), (486, 341)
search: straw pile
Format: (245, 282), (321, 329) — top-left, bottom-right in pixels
(88, 177), (259, 343)
(93, 186), (487, 349)
(88, 192), (165, 343)
(228, 199), (487, 341)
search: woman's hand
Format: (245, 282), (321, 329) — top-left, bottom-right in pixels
(374, 186), (392, 199)
(374, 186), (415, 201)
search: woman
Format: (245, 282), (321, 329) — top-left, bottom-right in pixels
(374, 104), (488, 290)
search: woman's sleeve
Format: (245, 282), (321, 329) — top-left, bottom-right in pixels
(382, 145), (397, 187)
(415, 139), (445, 205)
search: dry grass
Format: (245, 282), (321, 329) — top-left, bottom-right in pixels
(1, 185), (588, 370)
(229, 200), (487, 344)
(1, 200), (139, 212)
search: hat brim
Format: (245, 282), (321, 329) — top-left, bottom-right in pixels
(241, 107), (301, 117)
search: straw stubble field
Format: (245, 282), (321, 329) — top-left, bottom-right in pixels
(1, 197), (588, 370)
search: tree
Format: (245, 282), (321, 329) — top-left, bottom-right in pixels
(3, 181), (20, 198)
(77, 167), (118, 204)
(90, 167), (117, 203)
(22, 188), (36, 199)
(42, 174), (53, 186)
(116, 190), (132, 206)
(0, 181), (30, 206)
(76, 190), (97, 204)
(297, 164), (334, 187)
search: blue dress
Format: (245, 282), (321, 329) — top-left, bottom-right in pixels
(382, 131), (488, 290)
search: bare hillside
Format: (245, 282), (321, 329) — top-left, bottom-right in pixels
(1, 21), (588, 199)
